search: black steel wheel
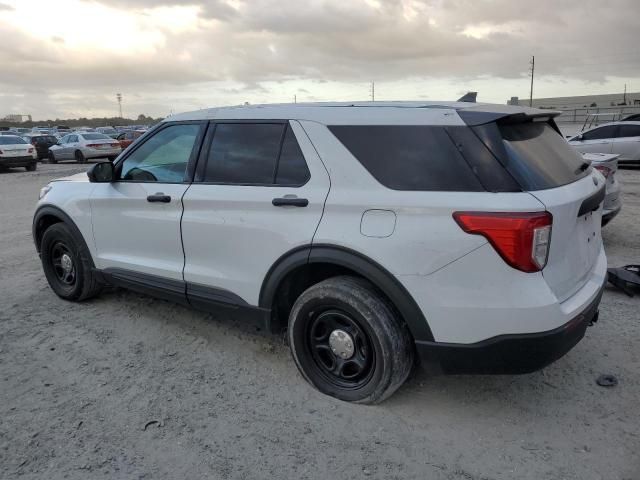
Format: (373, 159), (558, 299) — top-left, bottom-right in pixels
(288, 276), (414, 404)
(75, 150), (86, 163)
(306, 309), (375, 389)
(40, 223), (102, 301)
(48, 151), (57, 164)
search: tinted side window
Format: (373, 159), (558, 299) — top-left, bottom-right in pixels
(329, 125), (484, 191)
(275, 126), (310, 185)
(581, 126), (618, 140)
(617, 125), (640, 138)
(119, 124), (200, 183)
(204, 123), (284, 184)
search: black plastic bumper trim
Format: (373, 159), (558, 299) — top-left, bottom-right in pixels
(415, 279), (605, 374)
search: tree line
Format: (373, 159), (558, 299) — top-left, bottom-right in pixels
(0, 114), (164, 129)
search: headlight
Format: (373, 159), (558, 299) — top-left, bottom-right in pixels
(39, 185), (52, 200)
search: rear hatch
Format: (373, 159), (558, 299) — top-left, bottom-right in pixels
(471, 118), (604, 302)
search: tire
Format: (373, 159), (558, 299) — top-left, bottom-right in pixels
(40, 223), (102, 301)
(48, 152), (57, 164)
(25, 162), (37, 172)
(288, 275), (414, 404)
(75, 150), (86, 163)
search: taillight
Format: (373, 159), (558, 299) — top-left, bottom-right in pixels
(86, 143), (101, 148)
(453, 211), (553, 273)
(28, 148), (34, 153)
(594, 165), (612, 178)
(31, 140), (38, 146)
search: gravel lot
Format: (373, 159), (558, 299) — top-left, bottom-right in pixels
(1, 163), (639, 479)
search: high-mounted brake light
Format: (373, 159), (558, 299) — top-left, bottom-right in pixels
(453, 211), (553, 273)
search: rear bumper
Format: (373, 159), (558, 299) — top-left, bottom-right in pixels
(415, 278), (604, 374)
(82, 147), (121, 158)
(0, 155), (36, 167)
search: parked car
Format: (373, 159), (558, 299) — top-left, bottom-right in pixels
(22, 134), (59, 161)
(116, 129), (145, 149)
(582, 153), (622, 225)
(32, 127), (53, 135)
(48, 132), (121, 163)
(12, 127), (31, 135)
(33, 102), (606, 403)
(622, 113), (640, 121)
(53, 126), (71, 136)
(0, 135), (37, 171)
(568, 121), (640, 166)
(96, 126), (119, 139)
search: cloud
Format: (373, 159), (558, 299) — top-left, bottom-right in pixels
(1, 0), (640, 119)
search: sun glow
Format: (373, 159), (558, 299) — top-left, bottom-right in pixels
(1, 0), (199, 54)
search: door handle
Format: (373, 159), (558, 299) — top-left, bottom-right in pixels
(272, 197), (309, 207)
(147, 193), (171, 203)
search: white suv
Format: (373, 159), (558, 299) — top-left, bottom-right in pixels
(33, 102), (607, 403)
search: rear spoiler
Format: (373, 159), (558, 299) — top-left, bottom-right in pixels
(458, 107), (563, 134)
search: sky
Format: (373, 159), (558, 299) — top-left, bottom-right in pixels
(0, 0), (639, 120)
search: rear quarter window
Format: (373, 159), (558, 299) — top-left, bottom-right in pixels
(328, 125), (484, 191)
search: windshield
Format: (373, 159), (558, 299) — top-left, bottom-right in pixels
(81, 133), (111, 140)
(99, 128), (116, 133)
(0, 136), (27, 145)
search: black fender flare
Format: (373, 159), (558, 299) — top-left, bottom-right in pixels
(259, 244), (434, 342)
(32, 205), (96, 269)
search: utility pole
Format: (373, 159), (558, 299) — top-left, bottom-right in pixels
(529, 56), (535, 107)
(370, 81), (375, 102)
(623, 83), (627, 105)
(294, 94), (297, 104)
(116, 93), (123, 118)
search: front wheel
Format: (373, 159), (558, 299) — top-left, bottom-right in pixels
(48, 152), (57, 164)
(75, 150), (86, 163)
(288, 276), (414, 404)
(40, 223), (102, 301)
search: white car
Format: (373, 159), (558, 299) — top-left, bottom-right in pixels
(33, 102), (607, 403)
(582, 153), (622, 225)
(0, 135), (37, 171)
(569, 121), (640, 166)
(48, 132), (122, 164)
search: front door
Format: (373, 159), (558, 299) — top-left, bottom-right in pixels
(90, 122), (204, 282)
(610, 124), (640, 161)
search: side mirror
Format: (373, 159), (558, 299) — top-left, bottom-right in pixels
(576, 134), (584, 141)
(87, 161), (115, 183)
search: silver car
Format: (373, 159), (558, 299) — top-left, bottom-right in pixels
(48, 132), (122, 164)
(582, 152), (622, 225)
(569, 122), (640, 166)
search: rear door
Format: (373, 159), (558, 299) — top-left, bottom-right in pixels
(610, 124), (640, 161)
(570, 125), (616, 154)
(495, 122), (603, 301)
(181, 120), (330, 306)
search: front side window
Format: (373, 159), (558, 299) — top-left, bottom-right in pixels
(119, 123), (200, 183)
(581, 125), (618, 140)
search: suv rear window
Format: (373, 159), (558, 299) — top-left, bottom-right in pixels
(329, 125), (484, 191)
(496, 123), (589, 190)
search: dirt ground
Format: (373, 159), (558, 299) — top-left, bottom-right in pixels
(1, 163), (639, 480)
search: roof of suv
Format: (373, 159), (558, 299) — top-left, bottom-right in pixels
(165, 101), (556, 126)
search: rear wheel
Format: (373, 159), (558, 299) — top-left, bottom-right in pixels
(48, 152), (57, 164)
(40, 223), (102, 301)
(288, 276), (414, 404)
(25, 162), (37, 172)
(75, 150), (86, 163)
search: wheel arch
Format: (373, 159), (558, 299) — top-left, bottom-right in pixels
(33, 205), (95, 269)
(259, 244), (434, 342)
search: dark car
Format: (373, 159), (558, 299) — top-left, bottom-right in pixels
(22, 134), (59, 161)
(622, 113), (640, 121)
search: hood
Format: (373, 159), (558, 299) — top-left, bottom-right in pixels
(51, 172), (89, 183)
